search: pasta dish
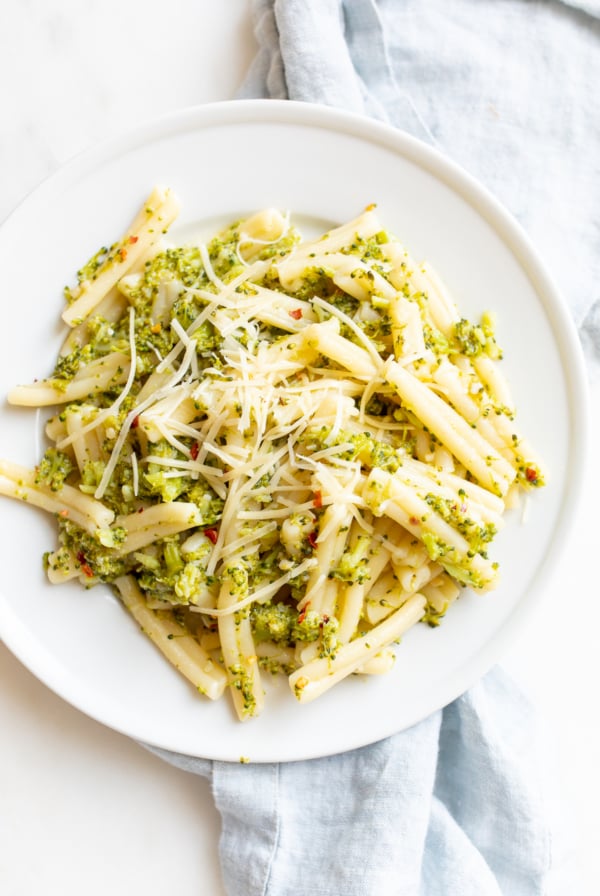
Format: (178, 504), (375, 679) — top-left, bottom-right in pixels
(0, 187), (544, 720)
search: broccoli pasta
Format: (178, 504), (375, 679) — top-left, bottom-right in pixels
(0, 188), (545, 720)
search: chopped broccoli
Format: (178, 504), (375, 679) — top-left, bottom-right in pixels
(250, 602), (338, 657)
(299, 427), (404, 473)
(453, 314), (502, 360)
(143, 469), (187, 502)
(174, 563), (204, 603)
(330, 534), (371, 584)
(424, 494), (497, 555)
(185, 484), (224, 525)
(251, 602), (297, 643)
(35, 448), (73, 492)
(76, 244), (115, 284)
(52, 344), (96, 382)
(56, 519), (128, 581)
(163, 540), (184, 575)
(250, 602), (322, 644)
(423, 324), (450, 355)
(422, 601), (449, 628)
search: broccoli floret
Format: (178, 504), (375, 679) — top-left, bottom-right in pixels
(185, 484), (224, 525)
(52, 344), (96, 382)
(79, 457), (138, 516)
(330, 534), (371, 584)
(35, 448), (73, 492)
(164, 540), (184, 575)
(453, 314), (502, 360)
(79, 460), (105, 494)
(142, 246), (207, 292)
(131, 533), (216, 607)
(251, 602), (324, 645)
(226, 565), (249, 597)
(251, 602), (296, 643)
(250, 602), (337, 649)
(174, 563), (205, 604)
(191, 320), (220, 354)
(424, 494), (497, 555)
(139, 440), (187, 502)
(57, 519), (128, 582)
(300, 427), (404, 473)
(339, 232), (390, 260)
(318, 615), (340, 660)
(423, 324), (450, 355)
(143, 469), (187, 502)
(421, 532), (496, 590)
(293, 609), (324, 643)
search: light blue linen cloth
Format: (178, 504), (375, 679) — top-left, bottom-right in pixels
(149, 1), (600, 893)
(149, 669), (558, 895)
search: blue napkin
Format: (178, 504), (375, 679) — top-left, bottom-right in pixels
(148, 1), (600, 892)
(149, 668), (559, 895)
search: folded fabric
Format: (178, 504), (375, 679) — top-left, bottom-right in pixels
(149, 667), (564, 896)
(147, 1), (600, 892)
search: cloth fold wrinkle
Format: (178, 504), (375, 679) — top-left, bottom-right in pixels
(430, 675), (552, 895)
(237, 0), (286, 100)
(342, 0), (437, 141)
(264, 712), (441, 896)
(213, 762), (281, 896)
(147, 0), (600, 892)
(276, 0), (366, 113)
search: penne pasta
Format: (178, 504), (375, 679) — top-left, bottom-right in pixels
(0, 194), (545, 719)
(62, 186), (180, 326)
(115, 575), (227, 700)
(289, 594), (427, 704)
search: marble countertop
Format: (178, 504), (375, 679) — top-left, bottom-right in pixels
(0, 3), (598, 894)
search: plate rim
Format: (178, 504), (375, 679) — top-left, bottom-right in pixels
(0, 99), (590, 761)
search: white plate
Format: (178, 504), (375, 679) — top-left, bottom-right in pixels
(0, 100), (588, 762)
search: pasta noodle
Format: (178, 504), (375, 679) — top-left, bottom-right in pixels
(0, 188), (545, 720)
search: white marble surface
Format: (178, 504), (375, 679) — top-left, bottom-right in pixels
(0, 2), (598, 894)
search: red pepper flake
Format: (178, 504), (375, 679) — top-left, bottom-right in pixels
(307, 530), (318, 550)
(204, 527), (218, 545)
(190, 441), (200, 461)
(289, 308), (303, 320)
(312, 490), (323, 509)
(128, 235), (139, 244)
(131, 415), (140, 429)
(76, 552), (94, 578)
(118, 247), (128, 262)
(409, 516), (420, 526)
(525, 467), (538, 483)
(58, 509), (69, 517)
(298, 602), (311, 624)
(137, 506), (144, 514)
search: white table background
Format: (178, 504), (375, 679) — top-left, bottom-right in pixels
(0, 2), (598, 894)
